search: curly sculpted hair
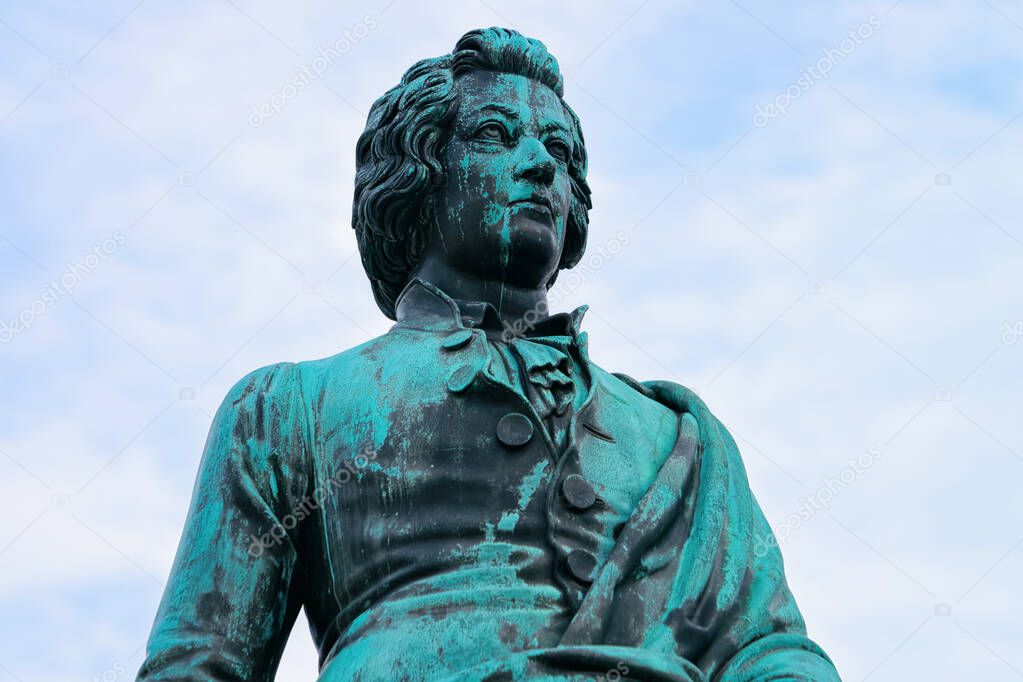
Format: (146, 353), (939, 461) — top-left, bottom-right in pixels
(352, 27), (592, 319)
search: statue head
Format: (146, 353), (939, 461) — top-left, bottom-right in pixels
(353, 27), (592, 319)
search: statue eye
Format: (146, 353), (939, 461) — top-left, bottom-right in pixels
(546, 139), (571, 163)
(475, 122), (507, 142)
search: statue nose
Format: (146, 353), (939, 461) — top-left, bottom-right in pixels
(514, 139), (557, 184)
(521, 158), (556, 184)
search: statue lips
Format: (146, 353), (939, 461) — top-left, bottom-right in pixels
(508, 193), (554, 224)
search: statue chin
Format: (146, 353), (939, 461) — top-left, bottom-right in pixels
(497, 219), (563, 279)
(438, 231), (558, 291)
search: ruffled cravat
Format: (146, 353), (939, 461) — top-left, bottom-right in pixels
(508, 335), (577, 420)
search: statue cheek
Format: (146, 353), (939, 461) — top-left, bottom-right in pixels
(555, 214), (568, 241)
(461, 154), (502, 198)
(481, 158), (509, 188)
(555, 183), (571, 235)
(480, 165), (511, 206)
(482, 202), (504, 226)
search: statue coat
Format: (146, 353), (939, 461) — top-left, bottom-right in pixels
(138, 281), (839, 681)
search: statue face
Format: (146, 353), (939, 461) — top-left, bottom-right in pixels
(429, 70), (575, 289)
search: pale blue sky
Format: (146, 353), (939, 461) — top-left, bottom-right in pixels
(2, 1), (1022, 680)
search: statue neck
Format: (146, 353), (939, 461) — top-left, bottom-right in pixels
(410, 255), (550, 324)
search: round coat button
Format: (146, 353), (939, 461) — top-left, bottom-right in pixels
(446, 365), (477, 393)
(565, 549), (597, 583)
(441, 329), (474, 351)
(496, 412), (533, 447)
(562, 475), (596, 510)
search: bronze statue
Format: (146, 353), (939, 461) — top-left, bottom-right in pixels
(138, 27), (839, 682)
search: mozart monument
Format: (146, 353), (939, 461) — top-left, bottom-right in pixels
(138, 27), (839, 682)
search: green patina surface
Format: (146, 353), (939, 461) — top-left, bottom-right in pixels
(137, 26), (839, 682)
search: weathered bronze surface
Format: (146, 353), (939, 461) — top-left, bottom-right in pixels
(138, 27), (839, 681)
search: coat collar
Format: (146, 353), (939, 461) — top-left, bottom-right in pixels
(392, 277), (590, 354)
(392, 276), (614, 459)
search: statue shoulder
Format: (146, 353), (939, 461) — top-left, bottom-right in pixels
(609, 370), (659, 400)
(213, 332), (393, 439)
(584, 364), (672, 427)
(220, 360), (303, 415)
(606, 371), (718, 431)
(219, 360), (311, 434)
(293, 328), (426, 389)
(289, 329), (447, 423)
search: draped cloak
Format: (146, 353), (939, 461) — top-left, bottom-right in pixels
(424, 379), (841, 681)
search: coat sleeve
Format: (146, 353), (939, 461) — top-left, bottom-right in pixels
(137, 362), (312, 681)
